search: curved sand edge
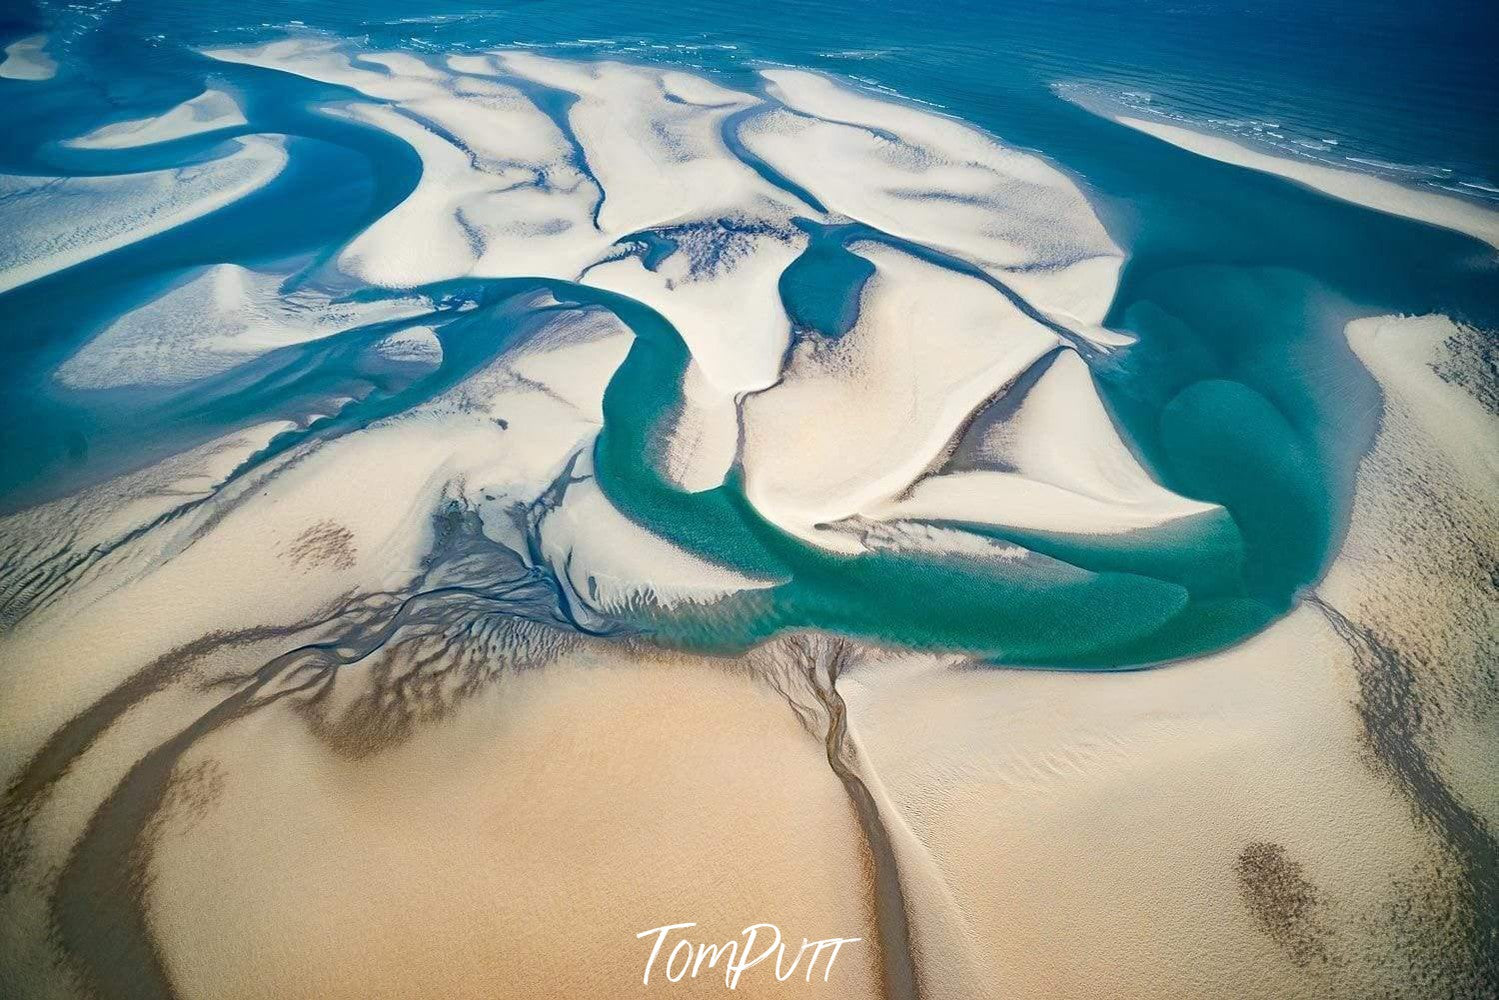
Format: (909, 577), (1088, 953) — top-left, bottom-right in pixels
(1111, 113), (1499, 251)
(841, 312), (1498, 998)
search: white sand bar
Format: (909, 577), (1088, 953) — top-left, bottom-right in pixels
(0, 135), (287, 294)
(1113, 114), (1499, 251)
(65, 89), (247, 149)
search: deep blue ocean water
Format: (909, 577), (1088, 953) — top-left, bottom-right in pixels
(0, 0), (1495, 666)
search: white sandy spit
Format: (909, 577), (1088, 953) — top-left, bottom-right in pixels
(55, 263), (431, 389)
(1109, 113), (1499, 251)
(64, 89), (247, 149)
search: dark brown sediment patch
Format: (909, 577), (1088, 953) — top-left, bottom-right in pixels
(0, 612), (347, 899)
(44, 583), (546, 1000)
(1429, 323), (1499, 417)
(280, 519), (357, 571)
(51, 664), (302, 1000)
(4, 506), (575, 1000)
(1308, 595), (1499, 996)
(151, 758), (226, 839)
(296, 603), (575, 760)
(1233, 841), (1328, 966)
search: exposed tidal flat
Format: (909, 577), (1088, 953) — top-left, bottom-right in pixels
(0, 5), (1496, 1000)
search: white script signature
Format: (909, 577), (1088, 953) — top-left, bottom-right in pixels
(635, 922), (863, 989)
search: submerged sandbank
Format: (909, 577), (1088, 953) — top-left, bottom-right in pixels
(0, 35), (56, 81)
